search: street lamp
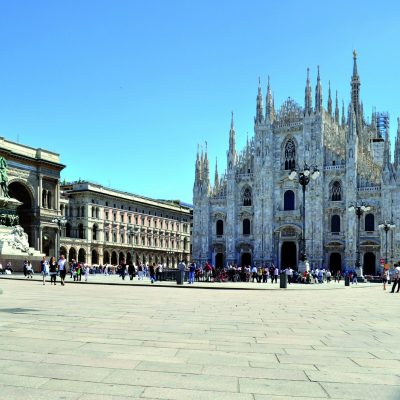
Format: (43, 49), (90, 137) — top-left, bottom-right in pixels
(288, 163), (320, 263)
(378, 221), (396, 266)
(52, 216), (67, 260)
(348, 201), (371, 278)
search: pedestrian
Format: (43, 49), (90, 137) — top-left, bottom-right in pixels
(26, 260), (34, 278)
(23, 259), (28, 278)
(128, 263), (135, 280)
(352, 271), (358, 284)
(251, 265), (258, 282)
(326, 270), (331, 283)
(84, 264), (90, 282)
(40, 256), (49, 285)
(178, 259), (186, 284)
(390, 264), (400, 293)
(58, 255), (67, 286)
(273, 265), (279, 283)
(138, 263), (143, 280)
(205, 262), (212, 282)
(188, 261), (196, 284)
(149, 263), (156, 283)
(263, 266), (269, 283)
(120, 258), (127, 280)
(49, 256), (58, 285)
(381, 268), (389, 290)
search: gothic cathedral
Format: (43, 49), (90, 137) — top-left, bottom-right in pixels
(193, 53), (400, 275)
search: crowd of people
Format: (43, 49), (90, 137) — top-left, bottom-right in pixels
(3, 257), (400, 292)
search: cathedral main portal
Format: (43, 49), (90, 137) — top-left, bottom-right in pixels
(281, 242), (297, 270)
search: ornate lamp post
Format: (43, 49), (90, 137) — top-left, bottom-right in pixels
(348, 201), (371, 278)
(51, 216), (67, 260)
(378, 221), (396, 266)
(288, 163), (320, 264)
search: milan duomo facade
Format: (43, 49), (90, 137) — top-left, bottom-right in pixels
(192, 53), (400, 275)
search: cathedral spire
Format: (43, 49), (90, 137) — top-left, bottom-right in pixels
(255, 77), (264, 125)
(194, 144), (201, 185)
(266, 76), (274, 122)
(214, 157), (219, 192)
(351, 50), (361, 116)
(341, 99), (346, 126)
(327, 80), (332, 116)
(334, 91), (340, 124)
(394, 118), (400, 170)
(204, 141), (210, 186)
(228, 112), (236, 169)
(383, 127), (392, 171)
(315, 65), (323, 113)
(304, 68), (313, 116)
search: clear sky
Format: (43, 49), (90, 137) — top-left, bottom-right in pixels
(0, 0), (399, 204)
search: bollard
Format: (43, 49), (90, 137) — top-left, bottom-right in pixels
(345, 276), (350, 286)
(280, 272), (288, 288)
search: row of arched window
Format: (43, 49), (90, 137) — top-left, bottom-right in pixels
(241, 181), (343, 210)
(330, 213), (375, 232)
(216, 219), (251, 236)
(215, 213), (375, 237)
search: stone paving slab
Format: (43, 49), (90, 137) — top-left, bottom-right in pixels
(0, 278), (399, 400)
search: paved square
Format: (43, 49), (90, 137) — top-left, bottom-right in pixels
(0, 279), (399, 399)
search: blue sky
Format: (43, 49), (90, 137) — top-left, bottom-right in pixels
(0, 0), (399, 203)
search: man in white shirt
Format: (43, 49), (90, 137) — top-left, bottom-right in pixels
(58, 255), (67, 286)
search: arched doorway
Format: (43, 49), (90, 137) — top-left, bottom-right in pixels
(103, 251), (110, 264)
(111, 251), (118, 265)
(241, 253), (251, 267)
(329, 252), (342, 274)
(78, 248), (86, 263)
(8, 182), (34, 247)
(364, 252), (376, 275)
(126, 252), (132, 265)
(281, 242), (297, 270)
(119, 252), (125, 264)
(215, 253), (224, 268)
(92, 249), (99, 265)
(68, 247), (77, 262)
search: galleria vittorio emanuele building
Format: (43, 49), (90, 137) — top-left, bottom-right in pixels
(193, 53), (400, 275)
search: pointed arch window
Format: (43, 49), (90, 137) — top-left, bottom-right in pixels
(331, 181), (342, 201)
(243, 219), (251, 235)
(216, 220), (224, 236)
(365, 214), (375, 231)
(243, 188), (252, 206)
(284, 190), (295, 211)
(284, 139), (296, 170)
(331, 215), (340, 233)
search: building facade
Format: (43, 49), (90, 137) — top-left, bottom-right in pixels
(193, 53), (400, 275)
(0, 136), (65, 256)
(60, 181), (192, 267)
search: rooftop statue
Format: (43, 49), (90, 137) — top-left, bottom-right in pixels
(0, 156), (9, 198)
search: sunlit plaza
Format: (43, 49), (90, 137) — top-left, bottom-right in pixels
(0, 278), (399, 400)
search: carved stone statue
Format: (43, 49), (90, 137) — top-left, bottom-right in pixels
(0, 225), (30, 252)
(0, 157), (9, 198)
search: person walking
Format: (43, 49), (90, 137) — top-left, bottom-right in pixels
(188, 261), (196, 284)
(128, 263), (135, 280)
(84, 264), (90, 282)
(40, 256), (49, 285)
(49, 256), (58, 285)
(119, 258), (127, 280)
(137, 263), (143, 280)
(390, 264), (400, 293)
(381, 268), (389, 290)
(273, 265), (279, 283)
(58, 255), (67, 286)
(149, 263), (156, 283)
(251, 265), (258, 282)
